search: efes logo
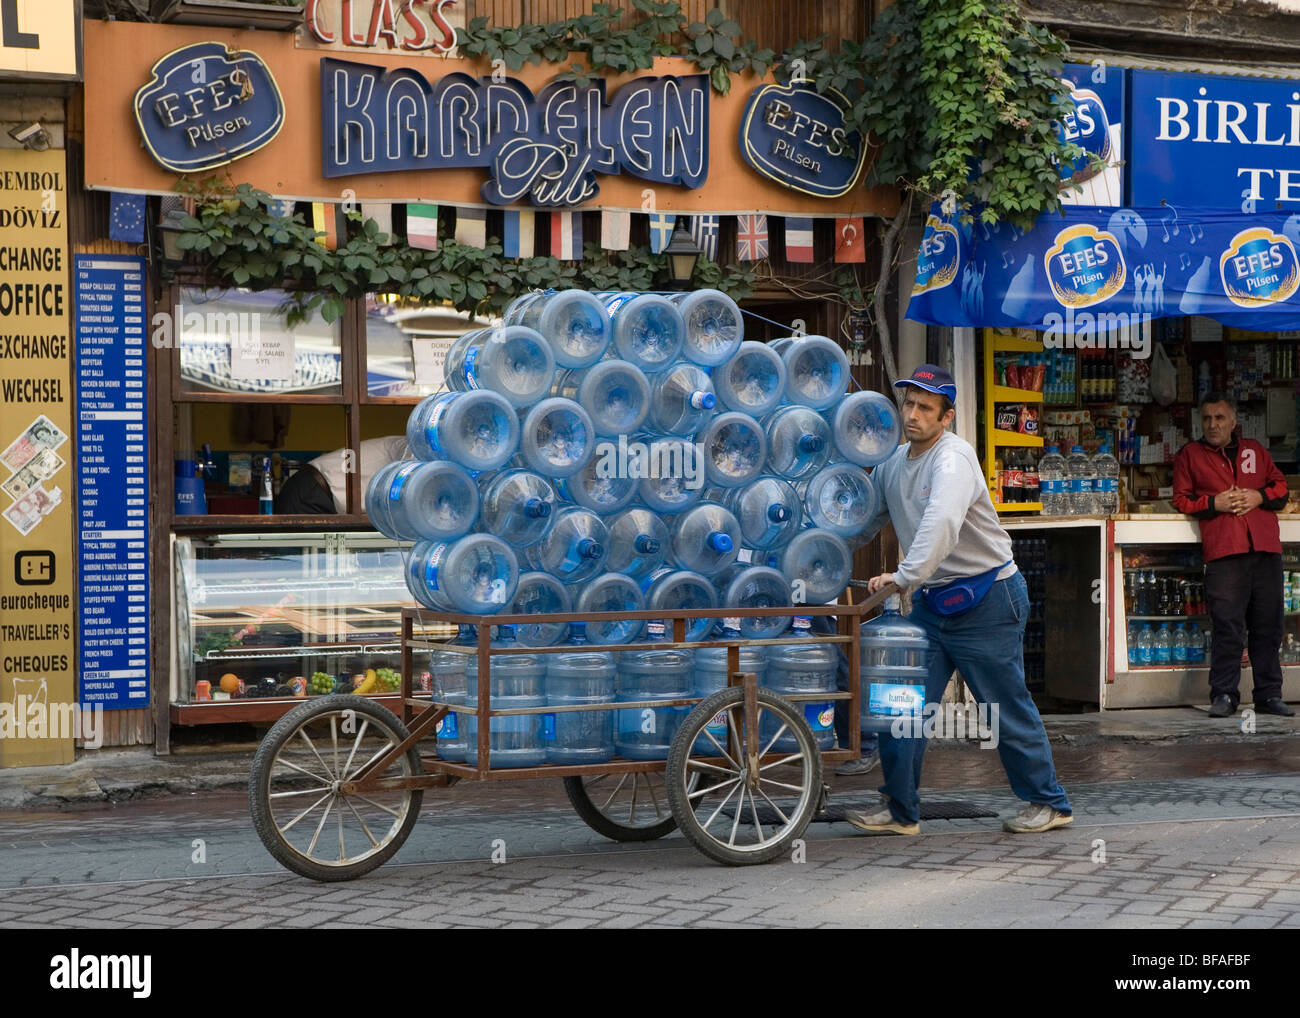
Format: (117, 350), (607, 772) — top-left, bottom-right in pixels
(1044, 224), (1126, 309)
(1219, 228), (1300, 308)
(1056, 87), (1113, 185)
(912, 215), (960, 296)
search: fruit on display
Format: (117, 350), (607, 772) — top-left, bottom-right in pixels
(353, 671), (379, 695)
(375, 667), (400, 692)
(218, 673), (240, 694)
(309, 672), (334, 695)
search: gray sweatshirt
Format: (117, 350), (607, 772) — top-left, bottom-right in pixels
(861, 431), (1017, 589)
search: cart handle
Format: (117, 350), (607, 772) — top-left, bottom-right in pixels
(845, 580), (901, 617)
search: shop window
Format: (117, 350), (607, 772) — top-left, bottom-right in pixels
(363, 295), (495, 400)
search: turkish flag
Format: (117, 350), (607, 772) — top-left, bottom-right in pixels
(835, 217), (866, 263)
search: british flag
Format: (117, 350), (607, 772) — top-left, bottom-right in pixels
(736, 214), (769, 261)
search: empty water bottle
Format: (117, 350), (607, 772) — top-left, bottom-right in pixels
(615, 621), (694, 760)
(509, 572), (571, 648)
(832, 391), (902, 467)
(576, 573), (647, 645)
(406, 390), (520, 472)
(765, 617), (838, 751)
(670, 289), (744, 367)
(406, 535), (520, 614)
(430, 639), (469, 762)
(860, 595), (932, 733)
(640, 567), (718, 642)
(1067, 445), (1095, 516)
(446, 325), (556, 408)
(802, 463), (880, 539)
(699, 411), (767, 489)
(777, 529), (853, 605)
(463, 625), (547, 768)
(478, 469), (556, 548)
(553, 359), (651, 437)
(544, 622), (616, 765)
(781, 336), (850, 411)
(638, 436), (707, 514)
(598, 292), (685, 373)
(669, 502), (741, 577)
(604, 507), (670, 581)
(384, 459), (480, 542)
(766, 336), (797, 357)
(366, 461), (421, 541)
(715, 564), (792, 639)
(726, 476), (803, 550)
(1093, 444), (1120, 515)
(525, 506), (609, 583)
(504, 290), (611, 369)
(693, 619), (768, 753)
(519, 397), (595, 479)
(554, 455), (639, 515)
(1037, 445), (1069, 516)
(712, 341), (787, 417)
(764, 404), (833, 481)
(646, 362), (717, 435)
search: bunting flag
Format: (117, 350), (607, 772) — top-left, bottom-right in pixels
(600, 210), (631, 251)
(647, 212), (676, 254)
(503, 210), (535, 258)
(158, 194), (197, 223)
(269, 197), (297, 219)
(406, 202), (438, 250)
(551, 210), (582, 260)
(689, 215), (720, 261)
(109, 192), (146, 243)
(312, 202), (342, 250)
(361, 202), (393, 244)
(735, 214), (769, 261)
(785, 216), (815, 263)
(835, 216), (866, 263)
(455, 206), (487, 248)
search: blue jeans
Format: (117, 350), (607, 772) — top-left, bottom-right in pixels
(878, 572), (1071, 824)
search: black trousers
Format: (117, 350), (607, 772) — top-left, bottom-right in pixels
(1204, 551), (1284, 706)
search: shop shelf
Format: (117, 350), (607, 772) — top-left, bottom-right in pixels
(994, 502), (1043, 512)
(992, 385), (1045, 403)
(991, 429), (1044, 447)
(990, 332), (1044, 353)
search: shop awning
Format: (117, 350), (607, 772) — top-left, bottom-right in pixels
(908, 202), (1300, 334)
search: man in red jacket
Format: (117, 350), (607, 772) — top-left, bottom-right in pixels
(1172, 393), (1294, 718)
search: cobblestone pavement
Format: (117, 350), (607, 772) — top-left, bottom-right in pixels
(0, 770), (1298, 928)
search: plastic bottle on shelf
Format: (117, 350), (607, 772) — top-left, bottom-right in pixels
(832, 390), (903, 468)
(614, 621), (694, 760)
(384, 460), (480, 542)
(1154, 623), (1172, 665)
(1136, 624), (1155, 666)
(597, 292), (686, 374)
(519, 397), (596, 479)
(645, 362), (717, 435)
(764, 404), (833, 481)
(552, 359), (652, 437)
(639, 568), (718, 643)
(1127, 625), (1140, 668)
(692, 618), (769, 753)
(524, 506), (609, 584)
(698, 411), (768, 489)
(669, 289), (744, 367)
(774, 529), (853, 605)
(463, 625), (547, 769)
(669, 502), (741, 578)
(1066, 445), (1095, 515)
(477, 469), (556, 548)
(406, 390), (520, 471)
(725, 475), (803, 550)
(802, 462), (881, 538)
(1092, 444), (1120, 515)
(604, 507), (670, 581)
(1037, 445), (1068, 516)
(544, 622), (616, 765)
(405, 535), (519, 615)
(503, 290), (611, 369)
(431, 633), (471, 762)
(714, 564), (792, 640)
(1173, 623), (1190, 664)
(763, 616), (838, 751)
(711, 341), (787, 417)
(366, 462), (421, 541)
(637, 436), (706, 514)
(445, 325), (556, 408)
(508, 572), (571, 648)
(575, 573), (646, 646)
(554, 456), (639, 516)
(780, 335), (850, 411)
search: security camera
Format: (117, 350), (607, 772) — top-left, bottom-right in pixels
(8, 122), (50, 151)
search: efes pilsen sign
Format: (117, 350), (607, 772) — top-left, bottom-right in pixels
(134, 42), (285, 173)
(738, 81), (865, 199)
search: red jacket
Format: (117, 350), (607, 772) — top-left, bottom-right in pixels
(1172, 437), (1288, 562)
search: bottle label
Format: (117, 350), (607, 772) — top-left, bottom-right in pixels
(640, 567), (673, 594)
(388, 462), (420, 502)
(463, 347), (480, 389)
(793, 617), (812, 630)
(1098, 478), (1119, 493)
(646, 622), (666, 638)
(705, 710), (728, 738)
(425, 395), (454, 455)
(424, 543), (448, 591)
(806, 703), (834, 731)
(723, 616), (742, 630)
(541, 714), (556, 741)
(601, 292), (637, 318)
(436, 712), (458, 739)
(867, 683), (925, 716)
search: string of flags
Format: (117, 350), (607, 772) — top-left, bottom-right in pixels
(118, 190), (868, 265)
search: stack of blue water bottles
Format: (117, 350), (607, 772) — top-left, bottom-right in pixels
(367, 288), (903, 767)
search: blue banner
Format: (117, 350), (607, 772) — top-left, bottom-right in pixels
(74, 255), (150, 710)
(1059, 63), (1125, 208)
(908, 203), (1300, 333)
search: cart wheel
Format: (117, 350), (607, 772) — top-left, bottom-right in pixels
(249, 694), (423, 882)
(563, 772), (678, 842)
(666, 687), (823, 866)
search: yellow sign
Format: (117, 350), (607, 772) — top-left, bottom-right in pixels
(0, 0), (82, 80)
(0, 148), (75, 767)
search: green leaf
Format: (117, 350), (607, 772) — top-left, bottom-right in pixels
(694, 34), (712, 54)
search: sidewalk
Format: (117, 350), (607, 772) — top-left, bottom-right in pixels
(0, 707), (1295, 811)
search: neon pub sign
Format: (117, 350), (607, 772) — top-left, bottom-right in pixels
(321, 58), (710, 206)
(303, 0), (459, 53)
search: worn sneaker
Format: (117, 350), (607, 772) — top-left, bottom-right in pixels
(1002, 804), (1073, 834)
(843, 801), (919, 836)
(1208, 695), (1236, 718)
(834, 748), (881, 777)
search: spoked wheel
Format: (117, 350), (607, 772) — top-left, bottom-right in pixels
(563, 771), (678, 842)
(666, 687), (823, 866)
(249, 695), (424, 882)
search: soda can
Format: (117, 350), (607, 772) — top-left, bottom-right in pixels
(417, 671), (432, 693)
(290, 676), (307, 697)
(194, 680), (211, 701)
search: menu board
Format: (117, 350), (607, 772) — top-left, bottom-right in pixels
(73, 254), (149, 710)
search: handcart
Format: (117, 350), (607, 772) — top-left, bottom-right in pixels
(249, 590), (895, 882)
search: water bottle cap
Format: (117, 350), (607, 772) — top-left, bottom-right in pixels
(634, 535), (661, 554)
(768, 504), (791, 522)
(884, 594), (901, 611)
(708, 532), (734, 553)
(691, 391), (716, 410)
(525, 497), (551, 518)
(579, 538), (604, 559)
(498, 625), (516, 639)
(1048, 445), (1060, 454)
(798, 434), (825, 453)
(1071, 445), (1084, 453)
(569, 621), (587, 641)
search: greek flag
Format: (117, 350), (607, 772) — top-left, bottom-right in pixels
(689, 215), (720, 261)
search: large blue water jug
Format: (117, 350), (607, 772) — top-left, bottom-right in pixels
(554, 456), (639, 515)
(575, 573), (646, 645)
(669, 502), (741, 577)
(614, 621), (694, 760)
(386, 459), (480, 542)
(430, 633), (471, 762)
(802, 463), (880, 538)
(545, 622), (616, 764)
(726, 475), (803, 550)
(692, 619), (768, 753)
(764, 616), (838, 751)
(774, 529), (853, 605)
(639, 567), (718, 642)
(366, 461), (421, 541)
(509, 572), (571, 647)
(637, 436), (706, 514)
(781, 336), (850, 411)
(464, 625), (547, 768)
(519, 397), (595, 479)
(446, 325), (556, 408)
(597, 292), (685, 373)
(604, 507), (669, 581)
(764, 404), (834, 481)
(646, 362), (717, 436)
(712, 341), (787, 417)
(832, 390), (903, 468)
(553, 359), (651, 437)
(405, 535), (519, 614)
(524, 506), (609, 583)
(504, 290), (611, 368)
(698, 411), (767, 489)
(406, 390), (520, 471)
(669, 289), (744, 367)
(860, 595), (933, 734)
(477, 469), (556, 548)
(714, 564), (792, 640)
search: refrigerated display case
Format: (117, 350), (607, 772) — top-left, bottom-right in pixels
(171, 531), (453, 723)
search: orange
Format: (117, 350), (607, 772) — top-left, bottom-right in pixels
(219, 673), (240, 694)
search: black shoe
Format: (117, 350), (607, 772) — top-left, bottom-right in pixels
(1208, 695), (1235, 718)
(1255, 698), (1296, 717)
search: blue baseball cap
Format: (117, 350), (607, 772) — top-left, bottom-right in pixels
(894, 364), (957, 403)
